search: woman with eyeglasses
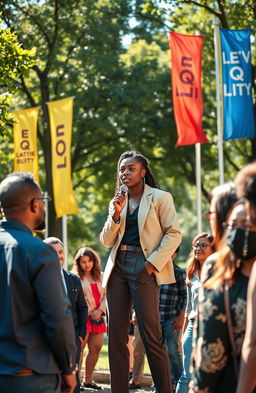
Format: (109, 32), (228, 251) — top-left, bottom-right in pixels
(176, 233), (214, 393)
(189, 169), (256, 393)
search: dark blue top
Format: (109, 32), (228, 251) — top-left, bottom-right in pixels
(0, 219), (76, 375)
(121, 205), (140, 246)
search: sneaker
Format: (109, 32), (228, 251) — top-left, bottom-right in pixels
(129, 382), (142, 390)
(82, 382), (103, 390)
(151, 383), (157, 392)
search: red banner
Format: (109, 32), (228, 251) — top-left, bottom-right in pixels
(169, 32), (208, 146)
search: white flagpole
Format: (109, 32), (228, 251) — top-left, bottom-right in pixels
(43, 191), (49, 239)
(62, 215), (68, 269)
(195, 143), (202, 234)
(214, 17), (224, 184)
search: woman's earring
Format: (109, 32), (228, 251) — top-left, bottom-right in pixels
(242, 229), (249, 258)
(142, 176), (145, 184)
(236, 258), (242, 268)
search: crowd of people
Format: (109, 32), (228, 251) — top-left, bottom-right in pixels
(0, 150), (256, 393)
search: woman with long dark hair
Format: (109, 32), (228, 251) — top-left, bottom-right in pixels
(100, 150), (182, 393)
(202, 182), (238, 282)
(176, 233), (214, 393)
(189, 164), (256, 393)
(72, 247), (106, 391)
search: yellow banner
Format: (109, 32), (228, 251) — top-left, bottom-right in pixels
(47, 97), (78, 218)
(13, 107), (39, 182)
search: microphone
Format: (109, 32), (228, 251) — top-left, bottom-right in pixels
(119, 184), (128, 196)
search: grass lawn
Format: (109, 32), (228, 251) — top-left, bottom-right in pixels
(83, 334), (150, 374)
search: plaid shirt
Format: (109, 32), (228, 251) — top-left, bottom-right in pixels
(159, 263), (187, 322)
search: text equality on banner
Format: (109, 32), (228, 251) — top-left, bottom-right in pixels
(47, 97), (78, 218)
(13, 107), (39, 182)
(220, 28), (255, 140)
(169, 32), (208, 146)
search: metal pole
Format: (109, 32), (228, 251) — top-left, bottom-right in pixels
(213, 17), (224, 184)
(195, 143), (202, 234)
(43, 191), (49, 239)
(62, 215), (68, 269)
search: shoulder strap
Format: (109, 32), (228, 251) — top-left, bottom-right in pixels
(223, 280), (238, 378)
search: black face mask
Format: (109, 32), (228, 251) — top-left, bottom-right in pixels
(226, 227), (256, 260)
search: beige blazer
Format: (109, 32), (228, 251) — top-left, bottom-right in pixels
(100, 184), (182, 288)
(81, 273), (106, 315)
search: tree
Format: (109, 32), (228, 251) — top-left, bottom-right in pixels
(0, 22), (35, 135)
(2, 0), (254, 262)
(1, 0), (134, 237)
(139, 0), (256, 161)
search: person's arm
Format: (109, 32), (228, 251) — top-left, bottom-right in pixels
(173, 309), (185, 331)
(90, 279), (106, 321)
(145, 192), (182, 273)
(100, 193), (127, 248)
(184, 284), (191, 319)
(236, 263), (256, 393)
(75, 277), (88, 341)
(173, 269), (187, 330)
(61, 373), (76, 393)
(32, 245), (76, 374)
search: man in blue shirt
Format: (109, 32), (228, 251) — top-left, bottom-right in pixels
(0, 172), (76, 393)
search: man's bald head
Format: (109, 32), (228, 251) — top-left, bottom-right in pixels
(0, 172), (41, 217)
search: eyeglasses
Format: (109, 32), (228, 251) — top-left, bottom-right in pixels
(205, 211), (216, 219)
(192, 243), (211, 250)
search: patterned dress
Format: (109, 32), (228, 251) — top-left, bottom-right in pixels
(190, 272), (249, 393)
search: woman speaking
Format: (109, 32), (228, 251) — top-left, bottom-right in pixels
(100, 151), (182, 393)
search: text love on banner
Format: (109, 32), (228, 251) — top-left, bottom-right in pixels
(169, 32), (208, 146)
(47, 97), (78, 218)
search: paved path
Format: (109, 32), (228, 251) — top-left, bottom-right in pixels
(81, 384), (153, 392)
(80, 369), (153, 392)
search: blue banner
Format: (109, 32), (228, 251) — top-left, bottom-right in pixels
(220, 28), (255, 140)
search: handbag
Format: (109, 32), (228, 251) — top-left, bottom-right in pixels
(90, 316), (105, 326)
(223, 280), (239, 379)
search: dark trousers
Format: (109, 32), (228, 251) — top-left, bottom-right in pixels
(0, 374), (60, 393)
(107, 250), (172, 393)
(74, 338), (82, 393)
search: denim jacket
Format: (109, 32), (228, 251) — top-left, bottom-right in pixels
(185, 272), (201, 320)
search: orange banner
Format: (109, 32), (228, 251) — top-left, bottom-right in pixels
(169, 32), (208, 146)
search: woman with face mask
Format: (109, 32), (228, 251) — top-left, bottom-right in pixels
(235, 163), (256, 393)
(189, 185), (256, 392)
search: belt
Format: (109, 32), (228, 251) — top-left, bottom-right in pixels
(119, 244), (142, 252)
(13, 369), (34, 376)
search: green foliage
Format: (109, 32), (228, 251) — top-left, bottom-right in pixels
(0, 0), (255, 260)
(0, 21), (35, 135)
